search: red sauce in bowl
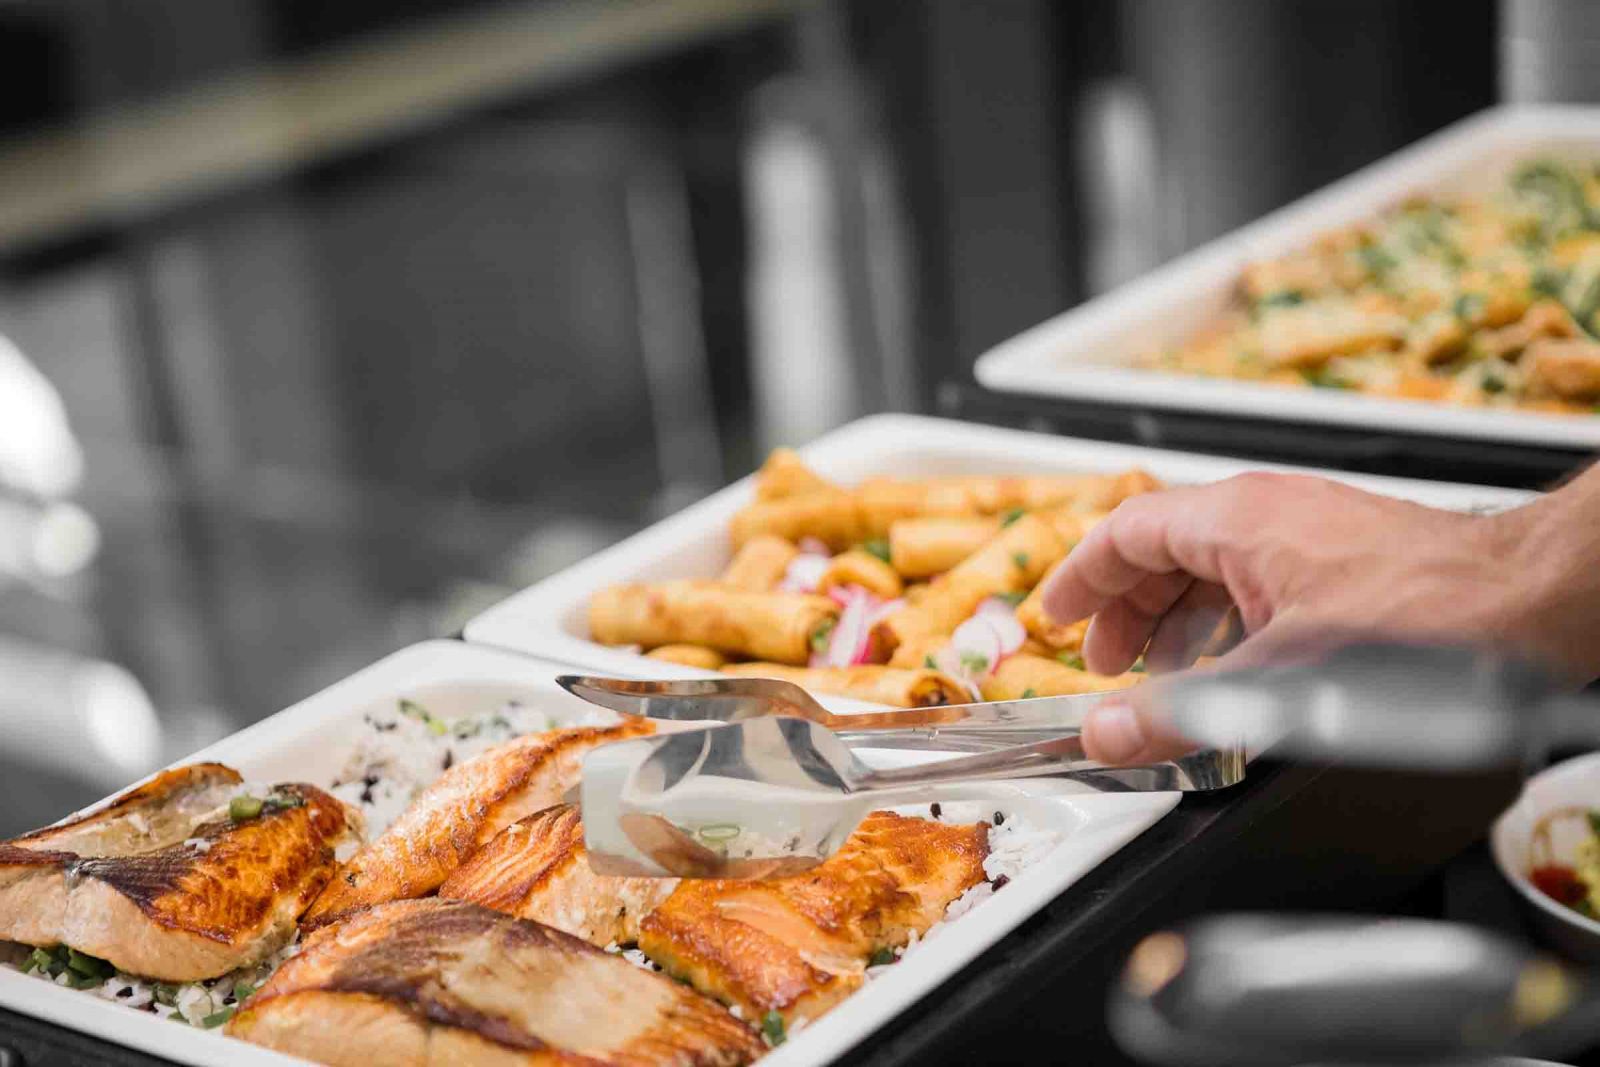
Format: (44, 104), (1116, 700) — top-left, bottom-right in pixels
(1531, 863), (1587, 906)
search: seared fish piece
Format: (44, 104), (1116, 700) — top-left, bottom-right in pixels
(228, 898), (762, 1066)
(0, 766), (356, 982)
(439, 804), (677, 946)
(304, 721), (654, 929)
(639, 811), (988, 1025)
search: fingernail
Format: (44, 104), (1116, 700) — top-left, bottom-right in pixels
(1088, 702), (1146, 763)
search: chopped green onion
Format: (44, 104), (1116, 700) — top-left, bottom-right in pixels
(1587, 810), (1600, 839)
(923, 655), (938, 670)
(762, 1010), (787, 1046)
(959, 651), (990, 675)
(996, 590), (1027, 608)
(1010, 551), (1030, 570)
(153, 983), (180, 1006)
(1130, 660), (1147, 674)
(1482, 374), (1506, 395)
(1452, 292), (1485, 321)
(67, 948), (109, 979)
(426, 717), (449, 736)
(1000, 507), (1026, 528)
(27, 948), (55, 975)
(697, 824), (741, 842)
(1057, 652), (1086, 671)
(233, 980), (258, 1002)
(862, 538), (892, 564)
(1257, 290), (1305, 309)
(868, 947), (896, 967)
(810, 619), (836, 653)
(201, 1007), (235, 1029)
(64, 970), (103, 989)
(229, 796), (264, 821)
(400, 698), (450, 734)
(1020, 688), (1038, 699)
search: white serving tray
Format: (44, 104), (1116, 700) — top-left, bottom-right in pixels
(974, 105), (1600, 450)
(463, 413), (1536, 676)
(0, 639), (1179, 1067)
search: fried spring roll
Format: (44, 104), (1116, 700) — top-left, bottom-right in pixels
(645, 644), (727, 670)
(729, 493), (864, 550)
(721, 535), (798, 591)
(590, 581), (837, 665)
(1067, 469), (1163, 513)
(871, 515), (1067, 655)
(818, 549), (904, 600)
(754, 448), (838, 500)
(888, 516), (1002, 578)
(854, 480), (981, 533)
(887, 635), (951, 671)
(721, 663), (968, 708)
(978, 654), (1142, 700)
(1015, 588), (1089, 650)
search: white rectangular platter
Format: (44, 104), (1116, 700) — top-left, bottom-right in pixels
(463, 413), (1538, 676)
(974, 105), (1600, 449)
(0, 639), (1181, 1067)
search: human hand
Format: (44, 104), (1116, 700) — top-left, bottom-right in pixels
(1039, 470), (1599, 764)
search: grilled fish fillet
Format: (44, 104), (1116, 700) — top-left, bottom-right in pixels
(439, 804), (677, 946)
(0, 765), (356, 981)
(639, 811), (988, 1024)
(305, 721), (654, 929)
(228, 898), (762, 1066)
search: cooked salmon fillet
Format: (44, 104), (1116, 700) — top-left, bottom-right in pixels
(638, 811), (988, 1024)
(0, 765), (356, 981)
(228, 898), (762, 1066)
(439, 804), (677, 947)
(304, 721), (654, 929)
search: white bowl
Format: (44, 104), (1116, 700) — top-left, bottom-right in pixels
(1490, 751), (1600, 960)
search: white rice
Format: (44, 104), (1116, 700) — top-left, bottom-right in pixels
(328, 699), (559, 836)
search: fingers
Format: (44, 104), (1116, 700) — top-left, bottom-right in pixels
(1079, 694), (1200, 765)
(1039, 482), (1241, 628)
(1081, 571), (1195, 674)
(1144, 581), (1237, 674)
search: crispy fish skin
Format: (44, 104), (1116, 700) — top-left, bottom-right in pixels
(439, 804), (677, 947)
(9, 763), (243, 857)
(0, 778), (355, 981)
(304, 721), (654, 930)
(638, 811), (988, 1025)
(228, 899), (762, 1066)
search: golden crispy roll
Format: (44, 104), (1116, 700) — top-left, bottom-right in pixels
(978, 654), (1142, 700)
(721, 663), (967, 708)
(304, 721), (653, 930)
(1015, 584), (1089, 650)
(754, 448), (838, 500)
(438, 805), (676, 946)
(645, 644), (727, 670)
(818, 549), (904, 600)
(887, 635), (952, 671)
(871, 514), (1066, 655)
(720, 534), (798, 591)
(639, 811), (987, 1026)
(1072, 469), (1163, 512)
(888, 516), (1001, 578)
(0, 769), (356, 981)
(590, 581), (838, 665)
(229, 899), (762, 1066)
(729, 493), (865, 550)
(853, 480), (980, 533)
(1039, 508), (1107, 548)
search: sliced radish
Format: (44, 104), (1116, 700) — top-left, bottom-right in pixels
(975, 597), (1027, 656)
(820, 585), (876, 668)
(930, 645), (984, 701)
(779, 551), (830, 594)
(949, 615), (1003, 677)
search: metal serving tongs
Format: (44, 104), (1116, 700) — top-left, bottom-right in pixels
(558, 673), (1128, 753)
(576, 713), (1243, 879)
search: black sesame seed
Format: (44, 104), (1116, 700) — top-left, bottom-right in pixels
(993, 874), (1010, 890)
(993, 811), (1005, 826)
(363, 775), (379, 787)
(930, 803), (942, 819)
(441, 750), (454, 771)
(116, 987), (133, 998)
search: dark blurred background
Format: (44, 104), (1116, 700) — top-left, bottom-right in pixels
(0, 0), (1521, 831)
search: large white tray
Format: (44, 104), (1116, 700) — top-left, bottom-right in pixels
(0, 640), (1180, 1067)
(975, 105), (1600, 450)
(463, 413), (1537, 677)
